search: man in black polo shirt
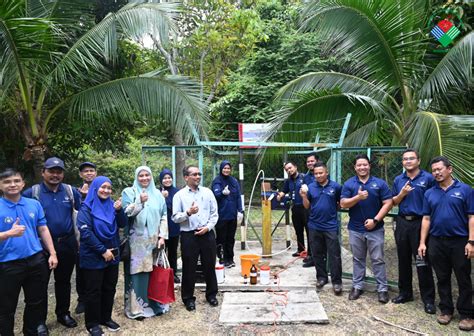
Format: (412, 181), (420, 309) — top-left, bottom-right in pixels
(418, 156), (473, 331)
(391, 149), (435, 314)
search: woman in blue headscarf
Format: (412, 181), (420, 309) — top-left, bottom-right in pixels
(211, 160), (243, 268)
(122, 166), (168, 320)
(159, 169), (181, 283)
(77, 176), (126, 335)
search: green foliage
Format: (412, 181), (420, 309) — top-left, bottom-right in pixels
(209, 0), (347, 135)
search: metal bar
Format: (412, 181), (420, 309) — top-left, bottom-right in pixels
(198, 147), (204, 185)
(171, 146), (176, 186)
(239, 149), (245, 250)
(271, 210), (286, 236)
(337, 113), (352, 146)
(200, 141), (339, 148)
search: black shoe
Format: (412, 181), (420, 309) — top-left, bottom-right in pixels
(57, 314), (77, 328)
(224, 261), (232, 268)
(37, 324), (49, 336)
(333, 284), (343, 296)
(391, 294), (413, 304)
(88, 326), (104, 336)
(316, 279), (328, 289)
(101, 320), (120, 332)
(378, 291), (389, 304)
(292, 251), (301, 257)
(424, 303), (436, 314)
(230, 261), (236, 268)
(174, 274), (181, 284)
(302, 256), (312, 263)
(348, 287), (363, 300)
(75, 301), (85, 314)
(208, 298), (219, 307)
(185, 300), (196, 311)
(302, 260), (315, 268)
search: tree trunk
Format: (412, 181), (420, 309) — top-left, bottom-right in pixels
(173, 132), (187, 188)
(29, 145), (46, 183)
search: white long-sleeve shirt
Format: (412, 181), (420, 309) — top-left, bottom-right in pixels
(172, 186), (218, 232)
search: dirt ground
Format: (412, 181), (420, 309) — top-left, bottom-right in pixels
(13, 262), (471, 336)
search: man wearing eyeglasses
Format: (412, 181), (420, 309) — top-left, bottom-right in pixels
(391, 149), (436, 314)
(172, 166), (219, 312)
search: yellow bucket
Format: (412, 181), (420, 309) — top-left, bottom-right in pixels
(240, 254), (260, 277)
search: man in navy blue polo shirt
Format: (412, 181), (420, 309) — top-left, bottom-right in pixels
(277, 162), (309, 257)
(418, 156), (473, 331)
(301, 152), (320, 267)
(340, 154), (393, 303)
(0, 168), (58, 336)
(300, 162), (342, 295)
(23, 157), (81, 329)
(391, 149), (436, 314)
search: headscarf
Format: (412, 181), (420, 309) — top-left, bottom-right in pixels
(217, 160), (239, 189)
(122, 166), (165, 235)
(158, 168), (178, 210)
(83, 176), (117, 241)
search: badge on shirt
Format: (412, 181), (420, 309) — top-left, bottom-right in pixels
(415, 180), (426, 188)
(29, 212), (35, 219)
(4, 216), (13, 224)
(370, 182), (379, 190)
(451, 191), (463, 200)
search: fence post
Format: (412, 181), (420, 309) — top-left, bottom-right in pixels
(239, 149), (246, 250)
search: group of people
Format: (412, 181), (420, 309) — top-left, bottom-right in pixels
(0, 149), (472, 334)
(281, 150), (473, 331)
(0, 157), (243, 336)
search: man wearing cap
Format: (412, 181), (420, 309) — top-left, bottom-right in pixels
(23, 157), (82, 329)
(74, 162), (97, 315)
(77, 162), (97, 202)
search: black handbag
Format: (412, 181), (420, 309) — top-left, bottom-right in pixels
(119, 236), (130, 262)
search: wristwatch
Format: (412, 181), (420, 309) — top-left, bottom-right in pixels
(373, 218), (379, 225)
(468, 240), (474, 246)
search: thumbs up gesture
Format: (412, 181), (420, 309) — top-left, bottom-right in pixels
(9, 218), (26, 238)
(400, 180), (414, 197)
(114, 197), (122, 210)
(357, 186), (369, 200)
(140, 191), (148, 203)
(188, 201), (199, 215)
(222, 185), (230, 196)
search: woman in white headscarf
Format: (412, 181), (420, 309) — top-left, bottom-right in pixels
(122, 166), (168, 319)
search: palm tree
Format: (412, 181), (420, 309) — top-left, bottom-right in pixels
(0, 0), (207, 178)
(268, 0), (473, 184)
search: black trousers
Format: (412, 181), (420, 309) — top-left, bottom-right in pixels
(43, 233), (78, 319)
(428, 236), (473, 318)
(166, 235), (180, 274)
(394, 216), (435, 304)
(291, 205), (309, 253)
(309, 229), (342, 284)
(76, 252), (85, 304)
(215, 219), (238, 262)
(180, 230), (218, 303)
(0, 252), (48, 336)
(82, 264), (119, 329)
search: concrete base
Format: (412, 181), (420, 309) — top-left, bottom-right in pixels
(219, 290), (329, 325)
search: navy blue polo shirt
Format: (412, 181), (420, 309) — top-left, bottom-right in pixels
(392, 170), (434, 216)
(422, 180), (473, 237)
(282, 173), (305, 206)
(303, 172), (314, 185)
(0, 197), (46, 262)
(307, 180), (342, 231)
(23, 183), (81, 238)
(341, 175), (392, 232)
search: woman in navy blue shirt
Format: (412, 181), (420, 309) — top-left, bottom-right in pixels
(77, 176), (126, 336)
(159, 169), (181, 283)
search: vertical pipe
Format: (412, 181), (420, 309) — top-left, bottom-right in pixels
(171, 146), (176, 187)
(283, 151), (291, 248)
(198, 147), (204, 185)
(239, 149), (246, 250)
(262, 198), (272, 257)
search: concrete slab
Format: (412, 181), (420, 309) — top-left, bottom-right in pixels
(219, 290), (329, 325)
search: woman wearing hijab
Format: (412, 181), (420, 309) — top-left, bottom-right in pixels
(159, 169), (181, 284)
(77, 176), (126, 336)
(211, 160), (243, 268)
(122, 166), (168, 320)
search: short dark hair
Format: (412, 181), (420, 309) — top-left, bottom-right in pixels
(183, 165), (199, 177)
(403, 148), (419, 159)
(306, 152), (320, 161)
(313, 162), (327, 169)
(353, 154), (371, 165)
(430, 156), (451, 168)
(283, 161), (297, 168)
(0, 168), (23, 181)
